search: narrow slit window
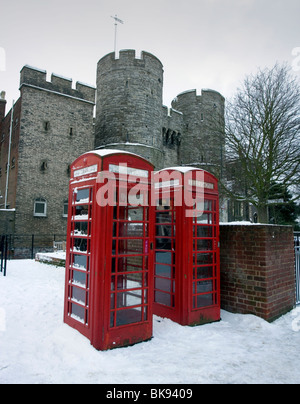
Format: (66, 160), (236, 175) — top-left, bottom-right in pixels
(41, 161), (48, 172)
(43, 121), (50, 131)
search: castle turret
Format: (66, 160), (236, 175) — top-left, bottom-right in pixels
(172, 89), (225, 177)
(95, 50), (164, 169)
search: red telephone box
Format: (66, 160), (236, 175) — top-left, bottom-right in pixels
(153, 167), (220, 326)
(64, 149), (154, 350)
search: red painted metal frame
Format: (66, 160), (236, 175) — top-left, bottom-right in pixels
(64, 151), (154, 350)
(153, 168), (220, 326)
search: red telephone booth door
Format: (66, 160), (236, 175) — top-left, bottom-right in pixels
(64, 184), (94, 340)
(92, 163), (154, 350)
(154, 194), (180, 323)
(188, 194), (220, 325)
(153, 168), (220, 326)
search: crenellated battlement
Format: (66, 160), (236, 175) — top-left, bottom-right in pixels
(171, 89), (225, 130)
(19, 65), (96, 104)
(97, 49), (163, 75)
(174, 89), (198, 103)
(98, 49), (163, 66)
(173, 89), (225, 109)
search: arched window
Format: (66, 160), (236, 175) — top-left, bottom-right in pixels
(177, 133), (181, 146)
(165, 129), (171, 144)
(34, 198), (47, 217)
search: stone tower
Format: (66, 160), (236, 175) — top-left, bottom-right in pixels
(172, 89), (225, 177)
(95, 50), (164, 168)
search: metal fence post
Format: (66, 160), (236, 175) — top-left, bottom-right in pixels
(0, 235), (4, 273)
(3, 236), (7, 277)
(31, 234), (34, 260)
(0, 235), (8, 276)
(295, 246), (300, 305)
(294, 233), (300, 304)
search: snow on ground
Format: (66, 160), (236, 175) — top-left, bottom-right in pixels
(0, 259), (300, 384)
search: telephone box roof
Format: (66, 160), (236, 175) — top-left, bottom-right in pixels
(156, 166), (202, 174)
(80, 149), (154, 167)
(155, 167), (217, 177)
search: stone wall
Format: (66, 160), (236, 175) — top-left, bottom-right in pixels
(14, 66), (96, 236)
(220, 224), (296, 322)
(0, 209), (15, 234)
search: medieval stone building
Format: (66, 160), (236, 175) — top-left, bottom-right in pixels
(0, 49), (227, 255)
(0, 66), (95, 254)
(95, 50), (225, 176)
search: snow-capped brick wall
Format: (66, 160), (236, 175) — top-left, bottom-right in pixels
(219, 224), (295, 322)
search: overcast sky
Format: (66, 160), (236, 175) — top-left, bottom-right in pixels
(1, 0), (300, 110)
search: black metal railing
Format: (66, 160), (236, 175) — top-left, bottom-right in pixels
(0, 234), (66, 261)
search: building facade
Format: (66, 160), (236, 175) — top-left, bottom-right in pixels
(0, 50), (227, 252)
(0, 66), (95, 253)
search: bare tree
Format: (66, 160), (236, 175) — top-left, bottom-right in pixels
(224, 63), (300, 223)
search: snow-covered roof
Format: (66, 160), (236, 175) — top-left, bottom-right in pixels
(156, 166), (203, 174)
(84, 149), (142, 159)
(220, 221), (290, 227)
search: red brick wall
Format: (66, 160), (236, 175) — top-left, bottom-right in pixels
(220, 224), (295, 322)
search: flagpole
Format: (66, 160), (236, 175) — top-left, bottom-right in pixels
(111, 15), (124, 54)
(114, 20), (117, 53)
